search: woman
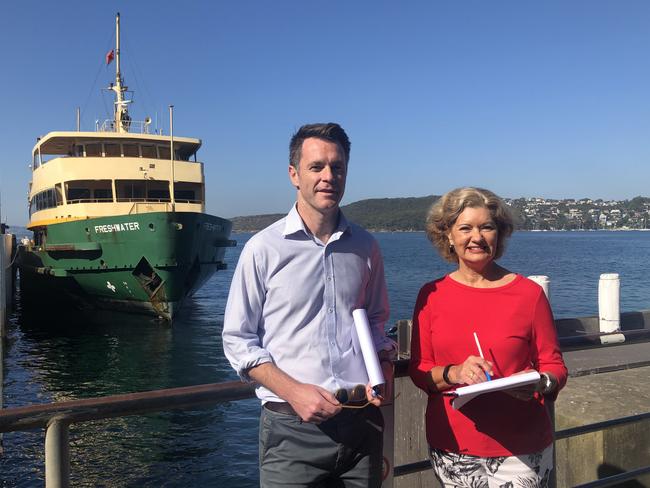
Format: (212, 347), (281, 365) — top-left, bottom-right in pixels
(409, 187), (567, 487)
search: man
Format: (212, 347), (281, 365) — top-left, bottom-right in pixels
(222, 122), (395, 487)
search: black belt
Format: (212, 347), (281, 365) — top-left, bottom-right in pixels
(264, 401), (298, 416)
(263, 401), (372, 417)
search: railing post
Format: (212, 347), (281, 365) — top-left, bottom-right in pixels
(598, 273), (625, 344)
(382, 368), (395, 488)
(396, 319), (412, 359)
(45, 416), (71, 488)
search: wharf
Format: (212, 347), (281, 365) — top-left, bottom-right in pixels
(555, 344), (650, 487)
(563, 341), (650, 375)
(393, 326), (650, 488)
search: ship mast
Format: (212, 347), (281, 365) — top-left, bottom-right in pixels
(110, 12), (131, 133)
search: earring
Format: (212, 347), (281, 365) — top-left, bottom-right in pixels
(449, 242), (455, 253)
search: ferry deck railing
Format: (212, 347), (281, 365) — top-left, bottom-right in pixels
(98, 119), (155, 134)
(2, 349), (650, 488)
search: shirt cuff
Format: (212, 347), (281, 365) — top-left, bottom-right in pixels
(237, 353), (272, 383)
(376, 337), (398, 360)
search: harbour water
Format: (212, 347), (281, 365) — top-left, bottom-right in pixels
(2, 231), (650, 486)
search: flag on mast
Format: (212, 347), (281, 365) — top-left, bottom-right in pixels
(105, 49), (114, 65)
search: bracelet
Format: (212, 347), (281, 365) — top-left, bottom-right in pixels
(540, 372), (556, 395)
(442, 364), (455, 385)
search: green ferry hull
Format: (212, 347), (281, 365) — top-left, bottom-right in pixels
(17, 212), (235, 320)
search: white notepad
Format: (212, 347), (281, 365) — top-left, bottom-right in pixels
(443, 371), (541, 410)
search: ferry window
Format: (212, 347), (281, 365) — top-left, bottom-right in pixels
(65, 179), (113, 203)
(158, 146), (171, 160)
(94, 188), (113, 201)
(30, 187), (59, 214)
(175, 146), (195, 161)
(123, 144), (139, 157)
(174, 190), (195, 202)
(116, 180), (146, 201)
(73, 145), (84, 157)
(141, 145), (156, 158)
(148, 189), (170, 201)
(68, 188), (91, 202)
(86, 143), (102, 157)
(146, 181), (171, 202)
(174, 182), (202, 203)
(104, 143), (121, 157)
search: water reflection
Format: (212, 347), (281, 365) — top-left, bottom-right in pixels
(2, 252), (260, 487)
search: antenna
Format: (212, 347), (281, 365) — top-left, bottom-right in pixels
(109, 12), (131, 133)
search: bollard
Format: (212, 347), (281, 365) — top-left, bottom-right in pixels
(528, 275), (550, 301)
(45, 417), (71, 488)
(598, 273), (625, 344)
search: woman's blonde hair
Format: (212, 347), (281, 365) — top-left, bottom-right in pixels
(426, 187), (514, 262)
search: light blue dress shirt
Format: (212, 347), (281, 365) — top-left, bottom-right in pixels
(222, 205), (394, 403)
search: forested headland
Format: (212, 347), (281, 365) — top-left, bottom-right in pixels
(231, 195), (650, 233)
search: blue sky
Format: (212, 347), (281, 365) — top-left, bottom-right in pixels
(1, 1), (649, 225)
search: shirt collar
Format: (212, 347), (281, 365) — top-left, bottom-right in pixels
(283, 204), (351, 239)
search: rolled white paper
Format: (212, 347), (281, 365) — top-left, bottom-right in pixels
(599, 273), (620, 333)
(352, 309), (385, 388)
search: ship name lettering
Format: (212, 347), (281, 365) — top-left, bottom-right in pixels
(203, 223), (222, 232)
(94, 222), (141, 233)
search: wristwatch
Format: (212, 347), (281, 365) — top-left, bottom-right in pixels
(540, 372), (556, 395)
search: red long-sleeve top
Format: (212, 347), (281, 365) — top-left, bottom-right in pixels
(409, 274), (567, 457)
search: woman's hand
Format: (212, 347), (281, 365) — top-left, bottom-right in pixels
(452, 355), (494, 385)
(503, 369), (539, 401)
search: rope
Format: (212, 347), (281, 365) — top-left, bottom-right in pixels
(79, 28), (115, 130)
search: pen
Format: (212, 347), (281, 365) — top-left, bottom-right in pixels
(473, 332), (492, 381)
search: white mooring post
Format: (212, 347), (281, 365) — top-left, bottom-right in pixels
(598, 273), (625, 344)
(528, 275), (550, 301)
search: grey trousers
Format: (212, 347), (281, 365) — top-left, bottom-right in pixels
(259, 405), (384, 488)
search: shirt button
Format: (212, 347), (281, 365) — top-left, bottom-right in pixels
(328, 308), (334, 313)
(327, 276), (332, 281)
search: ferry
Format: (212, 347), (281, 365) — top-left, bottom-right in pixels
(16, 13), (235, 321)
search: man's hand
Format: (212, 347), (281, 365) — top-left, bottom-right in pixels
(285, 384), (342, 423)
(249, 363), (342, 423)
(365, 360), (394, 407)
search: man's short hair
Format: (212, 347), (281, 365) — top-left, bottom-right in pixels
(289, 123), (351, 169)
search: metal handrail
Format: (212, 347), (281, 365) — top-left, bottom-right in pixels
(0, 381), (256, 433)
(98, 119), (153, 134)
(66, 198), (114, 204)
(1, 368), (649, 486)
(572, 466), (650, 488)
(555, 411), (650, 440)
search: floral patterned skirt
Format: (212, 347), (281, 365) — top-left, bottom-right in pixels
(429, 444), (553, 488)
